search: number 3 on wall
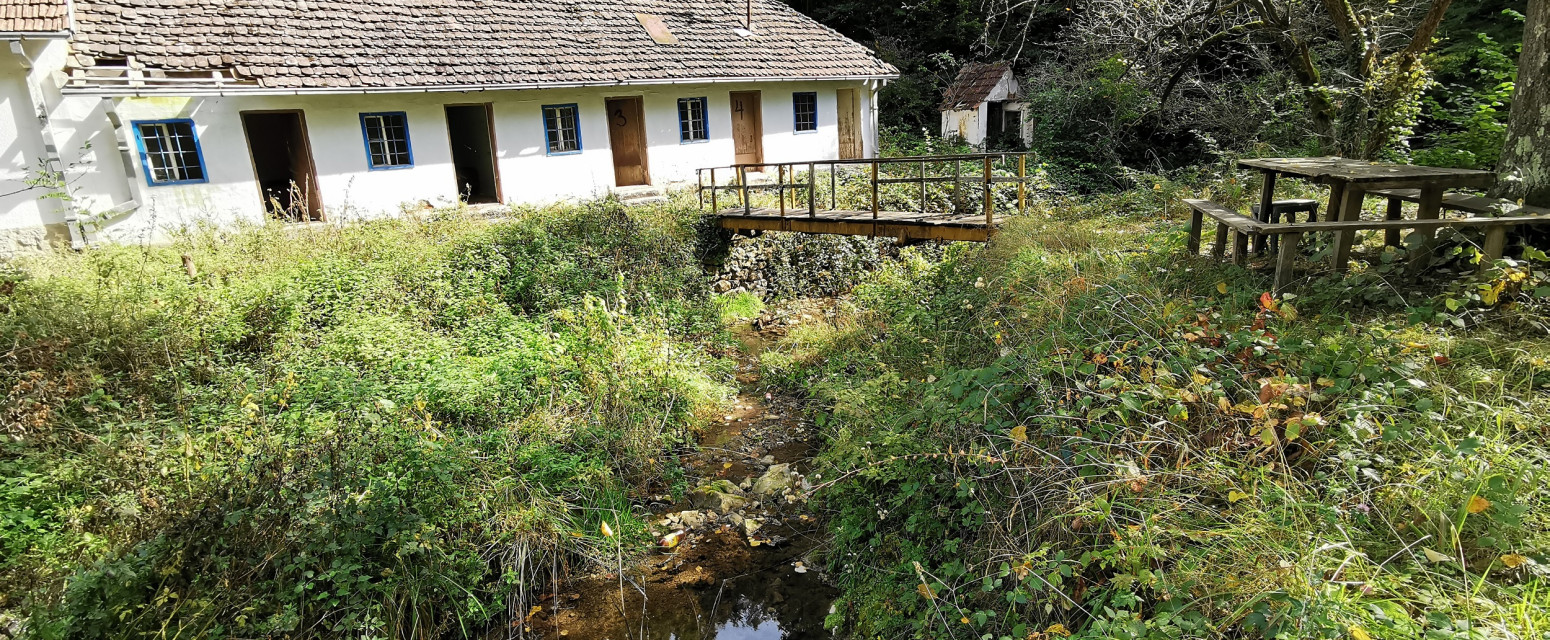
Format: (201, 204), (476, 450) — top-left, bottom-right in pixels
(612, 109), (627, 127)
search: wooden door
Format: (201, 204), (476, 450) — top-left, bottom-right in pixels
(729, 91), (763, 166)
(606, 97), (650, 186)
(837, 88), (862, 159)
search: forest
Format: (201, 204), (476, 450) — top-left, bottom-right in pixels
(1, 0), (1547, 639)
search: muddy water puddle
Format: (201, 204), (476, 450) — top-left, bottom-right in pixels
(534, 307), (839, 639)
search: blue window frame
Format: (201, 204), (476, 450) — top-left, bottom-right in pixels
(132, 118), (208, 186)
(542, 104), (582, 155)
(677, 97), (709, 143)
(792, 92), (818, 133)
(359, 112), (413, 169)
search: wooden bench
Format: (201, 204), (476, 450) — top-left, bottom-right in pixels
(1367, 188), (1550, 248)
(1185, 198), (1550, 292)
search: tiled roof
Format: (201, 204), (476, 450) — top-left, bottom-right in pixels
(68, 0), (898, 90)
(1, 0), (69, 33)
(940, 61), (1012, 110)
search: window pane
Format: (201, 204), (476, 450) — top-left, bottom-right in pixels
(793, 93), (817, 132)
(679, 98), (708, 142)
(362, 113), (412, 168)
(138, 121), (205, 184)
(545, 105), (580, 153)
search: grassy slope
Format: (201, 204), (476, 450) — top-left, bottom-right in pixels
(0, 202), (731, 637)
(764, 177), (1550, 638)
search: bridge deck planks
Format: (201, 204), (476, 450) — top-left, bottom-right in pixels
(716, 207), (997, 242)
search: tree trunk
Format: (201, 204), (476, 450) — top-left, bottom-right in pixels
(1496, 0), (1550, 206)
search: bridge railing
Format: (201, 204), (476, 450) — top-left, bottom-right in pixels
(694, 152), (1037, 226)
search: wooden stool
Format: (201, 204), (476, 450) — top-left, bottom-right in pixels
(1252, 199), (1319, 254)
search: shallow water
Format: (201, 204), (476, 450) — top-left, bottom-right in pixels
(534, 311), (839, 640)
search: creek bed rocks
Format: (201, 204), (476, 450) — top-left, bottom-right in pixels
(533, 303), (838, 639)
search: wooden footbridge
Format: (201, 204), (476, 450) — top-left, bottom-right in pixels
(696, 153), (1035, 242)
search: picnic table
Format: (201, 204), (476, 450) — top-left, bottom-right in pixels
(1238, 157), (1497, 269)
(1183, 157), (1550, 293)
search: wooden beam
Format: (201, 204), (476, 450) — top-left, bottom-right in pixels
(808, 162), (816, 217)
(1188, 205), (1204, 255)
(718, 215), (992, 242)
(1330, 186), (1366, 271)
(1274, 232), (1301, 293)
(1481, 226), (1507, 273)
(739, 165), (750, 216)
(1255, 169), (1276, 254)
(1384, 196), (1403, 247)
(1018, 154), (1027, 215)
(983, 156), (993, 228)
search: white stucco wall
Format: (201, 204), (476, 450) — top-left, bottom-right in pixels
(11, 79), (882, 244)
(0, 39), (70, 253)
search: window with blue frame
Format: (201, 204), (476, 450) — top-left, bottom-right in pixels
(677, 97), (708, 143)
(360, 112), (413, 169)
(542, 104), (581, 154)
(792, 92), (817, 133)
(133, 119), (207, 185)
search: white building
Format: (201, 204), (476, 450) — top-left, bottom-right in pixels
(0, 0), (897, 252)
(939, 61), (1029, 149)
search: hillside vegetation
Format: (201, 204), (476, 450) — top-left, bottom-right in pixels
(0, 203), (731, 637)
(761, 175), (1550, 638)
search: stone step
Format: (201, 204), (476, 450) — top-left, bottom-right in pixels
(614, 185), (663, 199)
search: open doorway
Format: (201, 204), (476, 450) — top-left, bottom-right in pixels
(445, 104), (501, 204)
(240, 111), (323, 222)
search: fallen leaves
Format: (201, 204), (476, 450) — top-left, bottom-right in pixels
(1466, 495), (1492, 514)
(1500, 554), (1530, 568)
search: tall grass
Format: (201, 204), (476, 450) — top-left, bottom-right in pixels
(0, 201), (731, 638)
(765, 181), (1550, 639)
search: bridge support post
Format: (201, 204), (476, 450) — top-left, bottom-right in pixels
(1018, 155), (1026, 215)
(983, 157), (992, 228)
(809, 162), (816, 217)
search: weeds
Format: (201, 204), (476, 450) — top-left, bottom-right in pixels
(768, 187), (1550, 638)
(0, 202), (731, 638)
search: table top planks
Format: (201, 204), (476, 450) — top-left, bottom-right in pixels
(1239, 157), (1496, 189)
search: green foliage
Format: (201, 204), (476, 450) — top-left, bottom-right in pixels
(764, 188), (1550, 638)
(715, 292), (766, 324)
(1412, 24), (1520, 169)
(0, 203), (731, 637)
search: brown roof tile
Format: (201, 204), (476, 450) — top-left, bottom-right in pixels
(70, 0), (897, 89)
(1, 0), (68, 33)
(941, 61), (1012, 110)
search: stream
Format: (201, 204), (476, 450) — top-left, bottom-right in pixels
(533, 302), (839, 639)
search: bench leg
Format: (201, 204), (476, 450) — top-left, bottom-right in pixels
(1233, 230), (1249, 266)
(1188, 207), (1204, 255)
(1331, 186), (1367, 272)
(1384, 197), (1403, 247)
(1268, 209), (1282, 255)
(1480, 226), (1508, 273)
(1213, 221), (1228, 261)
(1275, 232), (1300, 294)
(1255, 171), (1277, 256)
(1408, 186), (1446, 272)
